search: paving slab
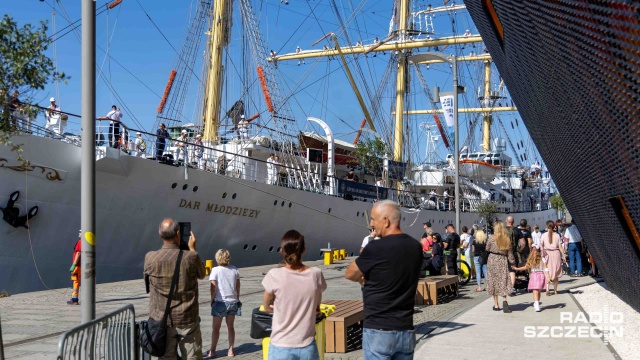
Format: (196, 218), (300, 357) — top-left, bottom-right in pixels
(414, 276), (622, 360)
(4, 259), (611, 359)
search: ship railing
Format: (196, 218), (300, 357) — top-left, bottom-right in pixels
(56, 304), (136, 360)
(8, 114), (82, 146)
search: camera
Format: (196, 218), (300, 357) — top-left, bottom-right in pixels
(178, 222), (191, 251)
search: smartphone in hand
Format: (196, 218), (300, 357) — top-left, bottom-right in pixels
(178, 222), (191, 251)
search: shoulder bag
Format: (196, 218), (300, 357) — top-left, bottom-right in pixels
(139, 250), (183, 357)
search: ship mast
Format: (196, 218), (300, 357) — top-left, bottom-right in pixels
(393, 0), (411, 164)
(481, 60), (492, 152)
(202, 0), (230, 143)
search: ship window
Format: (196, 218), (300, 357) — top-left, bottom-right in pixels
(232, 193), (237, 199)
(193, 186), (199, 192)
(281, 201), (285, 207)
(357, 211), (360, 217)
(274, 200), (278, 205)
(171, 183), (177, 189)
(268, 246), (274, 252)
(350, 252), (354, 257)
(288, 202), (292, 208)
(243, 244), (248, 250)
(328, 208), (332, 213)
(252, 245), (257, 251)
(223, 193), (228, 198)
(182, 184), (188, 190)
(494, 160), (500, 165)
(277, 247), (281, 253)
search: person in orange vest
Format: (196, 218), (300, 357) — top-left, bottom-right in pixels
(68, 230), (82, 305)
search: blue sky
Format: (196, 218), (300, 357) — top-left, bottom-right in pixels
(5, 0), (540, 166)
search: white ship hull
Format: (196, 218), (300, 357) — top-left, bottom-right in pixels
(0, 134), (558, 295)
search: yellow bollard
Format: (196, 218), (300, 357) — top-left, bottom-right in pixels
(333, 250), (340, 261)
(323, 250), (333, 265)
(205, 260), (214, 275)
(339, 249), (346, 260)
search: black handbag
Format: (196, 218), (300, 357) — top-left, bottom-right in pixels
(139, 250), (183, 357)
(250, 308), (273, 339)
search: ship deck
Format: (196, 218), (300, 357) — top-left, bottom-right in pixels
(0, 258), (618, 359)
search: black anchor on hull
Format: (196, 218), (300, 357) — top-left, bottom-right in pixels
(1, 191), (38, 229)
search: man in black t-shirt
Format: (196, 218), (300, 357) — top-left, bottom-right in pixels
(346, 200), (422, 359)
(443, 224), (461, 275)
(517, 219), (533, 265)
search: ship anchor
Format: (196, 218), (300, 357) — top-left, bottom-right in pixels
(0, 191), (39, 229)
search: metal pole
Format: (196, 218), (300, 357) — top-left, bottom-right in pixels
(453, 55), (460, 232)
(0, 314), (5, 360)
(81, 0), (96, 323)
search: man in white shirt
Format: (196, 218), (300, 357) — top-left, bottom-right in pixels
(98, 105), (123, 148)
(360, 228), (379, 253)
(238, 115), (248, 139)
(266, 154), (277, 185)
(564, 220), (584, 277)
(175, 129), (189, 165)
(45, 97), (62, 135)
(134, 132), (145, 157)
(531, 224), (542, 249)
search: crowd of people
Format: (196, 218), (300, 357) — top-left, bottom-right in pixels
(70, 202), (591, 360)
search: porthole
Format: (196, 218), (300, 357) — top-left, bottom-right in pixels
(223, 193), (228, 198)
(274, 200), (278, 206)
(243, 244), (248, 250)
(268, 246), (274, 252)
(328, 208), (332, 213)
(182, 184), (188, 190)
(193, 186), (199, 192)
(357, 211), (360, 217)
(288, 202), (292, 208)
(350, 252), (354, 257)
(277, 247), (281, 252)
(281, 201), (285, 207)
(232, 193), (237, 199)
(252, 245), (257, 251)
(171, 183), (177, 189)
(319, 251), (323, 257)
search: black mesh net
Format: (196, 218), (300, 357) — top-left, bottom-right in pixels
(465, 0), (640, 311)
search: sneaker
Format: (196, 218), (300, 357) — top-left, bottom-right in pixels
(67, 300), (79, 305)
(534, 302), (541, 312)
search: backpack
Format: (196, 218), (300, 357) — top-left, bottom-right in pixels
(507, 227), (518, 251)
(139, 139), (147, 151)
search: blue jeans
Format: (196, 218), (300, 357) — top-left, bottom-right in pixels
(268, 340), (319, 360)
(363, 328), (415, 360)
(568, 242), (583, 275)
(473, 256), (487, 287)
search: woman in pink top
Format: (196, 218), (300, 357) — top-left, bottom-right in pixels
(262, 230), (327, 360)
(541, 221), (566, 296)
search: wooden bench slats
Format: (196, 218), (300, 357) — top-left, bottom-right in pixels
(324, 300), (364, 353)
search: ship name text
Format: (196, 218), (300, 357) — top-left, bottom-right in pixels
(179, 199), (260, 218)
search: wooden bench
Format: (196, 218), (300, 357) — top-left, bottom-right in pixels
(323, 300), (364, 353)
(415, 277), (430, 305)
(424, 275), (458, 305)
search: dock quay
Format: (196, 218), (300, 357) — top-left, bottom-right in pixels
(0, 258), (627, 359)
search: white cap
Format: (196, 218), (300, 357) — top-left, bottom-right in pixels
(50, 97), (56, 102)
(136, 132), (141, 135)
(181, 129), (187, 134)
(196, 134), (202, 138)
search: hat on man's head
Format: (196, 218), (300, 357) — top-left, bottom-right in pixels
(181, 129), (187, 134)
(423, 221), (432, 227)
(136, 132), (141, 135)
(50, 97), (56, 102)
(196, 134), (202, 138)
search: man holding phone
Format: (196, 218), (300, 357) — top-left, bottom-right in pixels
(144, 218), (207, 359)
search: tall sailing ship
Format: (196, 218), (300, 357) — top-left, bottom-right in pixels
(1, 0), (557, 295)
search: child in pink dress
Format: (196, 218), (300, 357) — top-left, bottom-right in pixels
(513, 247), (546, 312)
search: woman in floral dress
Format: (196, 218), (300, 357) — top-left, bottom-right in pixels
(486, 222), (516, 313)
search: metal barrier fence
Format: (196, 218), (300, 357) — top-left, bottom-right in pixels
(57, 304), (136, 360)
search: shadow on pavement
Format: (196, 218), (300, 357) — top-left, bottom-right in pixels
(540, 303), (566, 311)
(416, 321), (474, 338)
(205, 343), (262, 359)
